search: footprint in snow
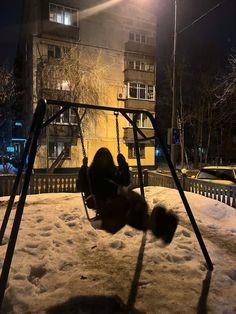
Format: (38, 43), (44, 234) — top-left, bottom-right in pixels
(59, 213), (79, 222)
(25, 242), (39, 249)
(227, 269), (236, 281)
(28, 265), (47, 286)
(36, 216), (44, 223)
(40, 232), (51, 237)
(13, 273), (26, 281)
(110, 240), (125, 250)
(182, 229), (191, 238)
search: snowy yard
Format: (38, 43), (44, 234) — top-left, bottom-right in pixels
(0, 187), (236, 313)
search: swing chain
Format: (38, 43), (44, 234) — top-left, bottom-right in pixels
(75, 108), (86, 159)
(74, 108), (99, 220)
(114, 111), (120, 154)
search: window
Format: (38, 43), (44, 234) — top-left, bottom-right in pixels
(48, 142), (70, 159)
(48, 45), (70, 59)
(49, 3), (78, 27)
(127, 113), (153, 129)
(56, 80), (70, 91)
(127, 82), (155, 100)
(48, 45), (61, 59)
(129, 32), (146, 44)
(49, 106), (77, 125)
(128, 60), (154, 72)
(128, 144), (145, 159)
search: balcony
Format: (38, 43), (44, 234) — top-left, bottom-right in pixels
(40, 21), (79, 41)
(40, 124), (78, 146)
(41, 88), (72, 102)
(123, 127), (154, 145)
(124, 69), (155, 84)
(125, 41), (155, 56)
(124, 99), (155, 111)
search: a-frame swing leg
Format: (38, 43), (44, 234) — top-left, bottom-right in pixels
(132, 114), (145, 198)
(152, 122), (213, 271)
(0, 105), (42, 245)
(0, 100), (46, 309)
(131, 113), (213, 271)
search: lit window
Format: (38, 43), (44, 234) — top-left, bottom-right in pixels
(128, 144), (145, 159)
(127, 82), (155, 100)
(56, 80), (70, 91)
(49, 3), (78, 27)
(49, 142), (70, 159)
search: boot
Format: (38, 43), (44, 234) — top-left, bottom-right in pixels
(150, 206), (179, 244)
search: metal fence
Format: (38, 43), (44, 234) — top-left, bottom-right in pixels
(142, 171), (236, 208)
(0, 174), (77, 196)
(0, 171), (235, 208)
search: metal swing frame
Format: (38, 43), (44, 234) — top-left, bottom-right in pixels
(0, 98), (213, 309)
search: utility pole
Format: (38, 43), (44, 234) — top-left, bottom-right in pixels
(171, 0), (177, 168)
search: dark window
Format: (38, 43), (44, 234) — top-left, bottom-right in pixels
(48, 45), (61, 59)
(55, 46), (61, 58)
(129, 32), (134, 41)
(129, 32), (146, 43)
(129, 83), (138, 98)
(128, 144), (145, 159)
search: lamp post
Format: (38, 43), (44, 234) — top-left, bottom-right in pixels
(171, 0), (177, 168)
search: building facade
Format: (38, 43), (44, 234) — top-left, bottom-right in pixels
(20, 0), (157, 171)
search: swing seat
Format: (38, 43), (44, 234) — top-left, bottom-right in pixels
(90, 216), (103, 229)
(84, 193), (96, 209)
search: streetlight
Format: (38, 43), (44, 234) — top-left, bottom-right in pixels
(171, 0), (177, 168)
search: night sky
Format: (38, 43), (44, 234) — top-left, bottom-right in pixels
(0, 0), (235, 67)
(156, 0), (236, 68)
(0, 1), (23, 66)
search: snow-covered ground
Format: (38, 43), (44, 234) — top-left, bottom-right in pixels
(0, 187), (236, 314)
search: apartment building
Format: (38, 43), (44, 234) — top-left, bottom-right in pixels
(20, 0), (157, 171)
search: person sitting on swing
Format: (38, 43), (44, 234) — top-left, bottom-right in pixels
(78, 147), (178, 244)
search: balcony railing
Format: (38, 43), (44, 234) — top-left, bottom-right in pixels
(124, 69), (155, 83)
(125, 41), (155, 56)
(123, 127), (154, 144)
(124, 99), (155, 111)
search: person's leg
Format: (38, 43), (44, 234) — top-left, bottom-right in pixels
(125, 191), (149, 231)
(149, 206), (179, 244)
(99, 195), (129, 234)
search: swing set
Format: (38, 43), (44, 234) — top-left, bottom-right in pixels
(0, 98), (213, 309)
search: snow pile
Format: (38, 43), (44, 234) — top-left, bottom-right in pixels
(0, 187), (236, 313)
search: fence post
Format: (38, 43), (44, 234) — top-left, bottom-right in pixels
(181, 173), (186, 190)
(143, 170), (149, 186)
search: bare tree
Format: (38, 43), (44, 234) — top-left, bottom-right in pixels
(0, 65), (15, 110)
(214, 52), (236, 125)
(0, 64), (16, 172)
(37, 45), (112, 127)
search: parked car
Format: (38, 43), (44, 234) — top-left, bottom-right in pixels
(0, 162), (18, 175)
(194, 166), (236, 185)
